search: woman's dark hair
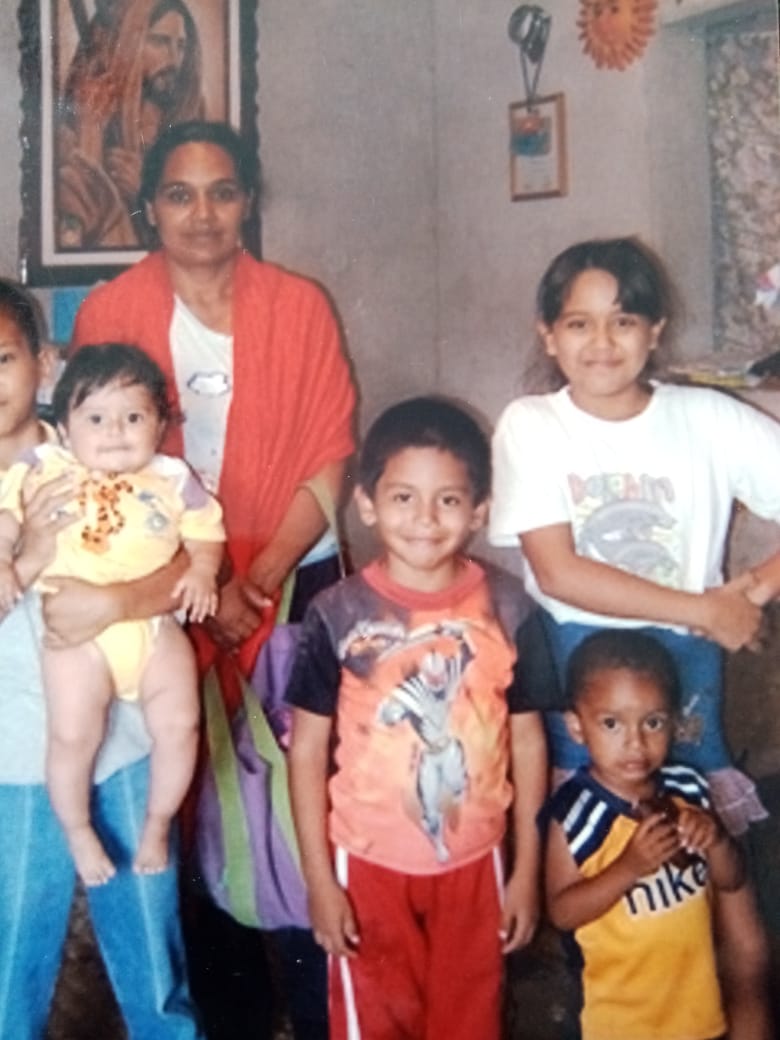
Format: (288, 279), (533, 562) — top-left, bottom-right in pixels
(0, 280), (42, 356)
(358, 396), (491, 504)
(536, 238), (672, 327)
(53, 343), (171, 426)
(566, 629), (681, 713)
(138, 119), (259, 207)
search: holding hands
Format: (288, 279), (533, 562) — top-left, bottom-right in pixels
(696, 572), (764, 652)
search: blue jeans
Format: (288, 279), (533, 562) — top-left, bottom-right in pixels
(0, 756), (203, 1039)
(541, 615), (729, 773)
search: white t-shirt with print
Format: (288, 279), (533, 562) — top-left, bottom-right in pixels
(489, 383), (780, 627)
(169, 297), (337, 565)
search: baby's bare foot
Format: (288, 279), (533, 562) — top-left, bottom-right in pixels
(67, 825), (116, 886)
(133, 816), (170, 875)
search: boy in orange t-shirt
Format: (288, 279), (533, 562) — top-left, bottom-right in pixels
(287, 396), (547, 1040)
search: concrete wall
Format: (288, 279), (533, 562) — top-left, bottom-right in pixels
(0, 1), (776, 563)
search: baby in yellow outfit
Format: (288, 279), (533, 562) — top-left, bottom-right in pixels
(0, 344), (224, 885)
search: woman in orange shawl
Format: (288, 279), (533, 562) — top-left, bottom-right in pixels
(72, 120), (356, 1040)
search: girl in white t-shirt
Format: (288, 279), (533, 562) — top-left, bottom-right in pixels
(490, 237), (778, 1040)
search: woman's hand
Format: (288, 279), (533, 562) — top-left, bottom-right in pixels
(202, 574), (264, 650)
(244, 547), (289, 605)
(41, 577), (122, 648)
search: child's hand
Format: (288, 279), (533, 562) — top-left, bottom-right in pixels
(620, 813), (681, 878)
(309, 877), (360, 959)
(500, 869), (539, 953)
(16, 473), (77, 582)
(698, 576), (762, 651)
(173, 569), (218, 623)
(0, 562), (21, 613)
(675, 805), (720, 856)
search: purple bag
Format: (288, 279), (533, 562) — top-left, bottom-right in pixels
(194, 635), (309, 930)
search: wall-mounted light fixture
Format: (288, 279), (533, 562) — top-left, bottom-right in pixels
(508, 5), (552, 106)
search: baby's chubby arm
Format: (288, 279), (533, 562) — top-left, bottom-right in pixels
(174, 538), (223, 623)
(289, 707), (359, 958)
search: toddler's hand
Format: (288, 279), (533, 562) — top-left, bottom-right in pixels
(676, 805), (720, 856)
(621, 813), (680, 878)
(173, 570), (218, 623)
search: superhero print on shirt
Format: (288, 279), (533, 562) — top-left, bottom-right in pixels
(341, 619), (480, 863)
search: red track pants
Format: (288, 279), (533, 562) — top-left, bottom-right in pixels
(329, 847), (504, 1040)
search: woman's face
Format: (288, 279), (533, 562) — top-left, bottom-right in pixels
(145, 141), (250, 269)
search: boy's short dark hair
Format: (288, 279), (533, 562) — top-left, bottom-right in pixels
(0, 279), (42, 357)
(566, 629), (681, 713)
(53, 344), (172, 426)
(357, 396), (491, 504)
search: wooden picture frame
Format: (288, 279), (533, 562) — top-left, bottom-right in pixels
(18, 0), (259, 286)
(509, 93), (567, 201)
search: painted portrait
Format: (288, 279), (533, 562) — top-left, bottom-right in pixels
(19, 0), (256, 284)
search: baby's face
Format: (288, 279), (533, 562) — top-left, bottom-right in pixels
(61, 380), (164, 474)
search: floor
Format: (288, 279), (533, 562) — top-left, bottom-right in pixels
(46, 615), (780, 1039)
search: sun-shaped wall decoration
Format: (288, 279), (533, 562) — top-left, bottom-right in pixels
(577, 0), (658, 71)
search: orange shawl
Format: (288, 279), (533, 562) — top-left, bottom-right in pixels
(73, 251), (356, 690)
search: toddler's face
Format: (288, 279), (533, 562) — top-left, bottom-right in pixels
(61, 379), (164, 474)
(566, 666), (674, 802)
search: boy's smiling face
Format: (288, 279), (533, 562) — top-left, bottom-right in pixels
(0, 311), (44, 465)
(355, 446), (487, 592)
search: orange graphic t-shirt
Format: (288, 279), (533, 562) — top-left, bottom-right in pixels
(286, 559), (530, 874)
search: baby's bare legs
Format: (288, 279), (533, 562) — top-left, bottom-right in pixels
(135, 618), (199, 875)
(43, 642), (115, 886)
